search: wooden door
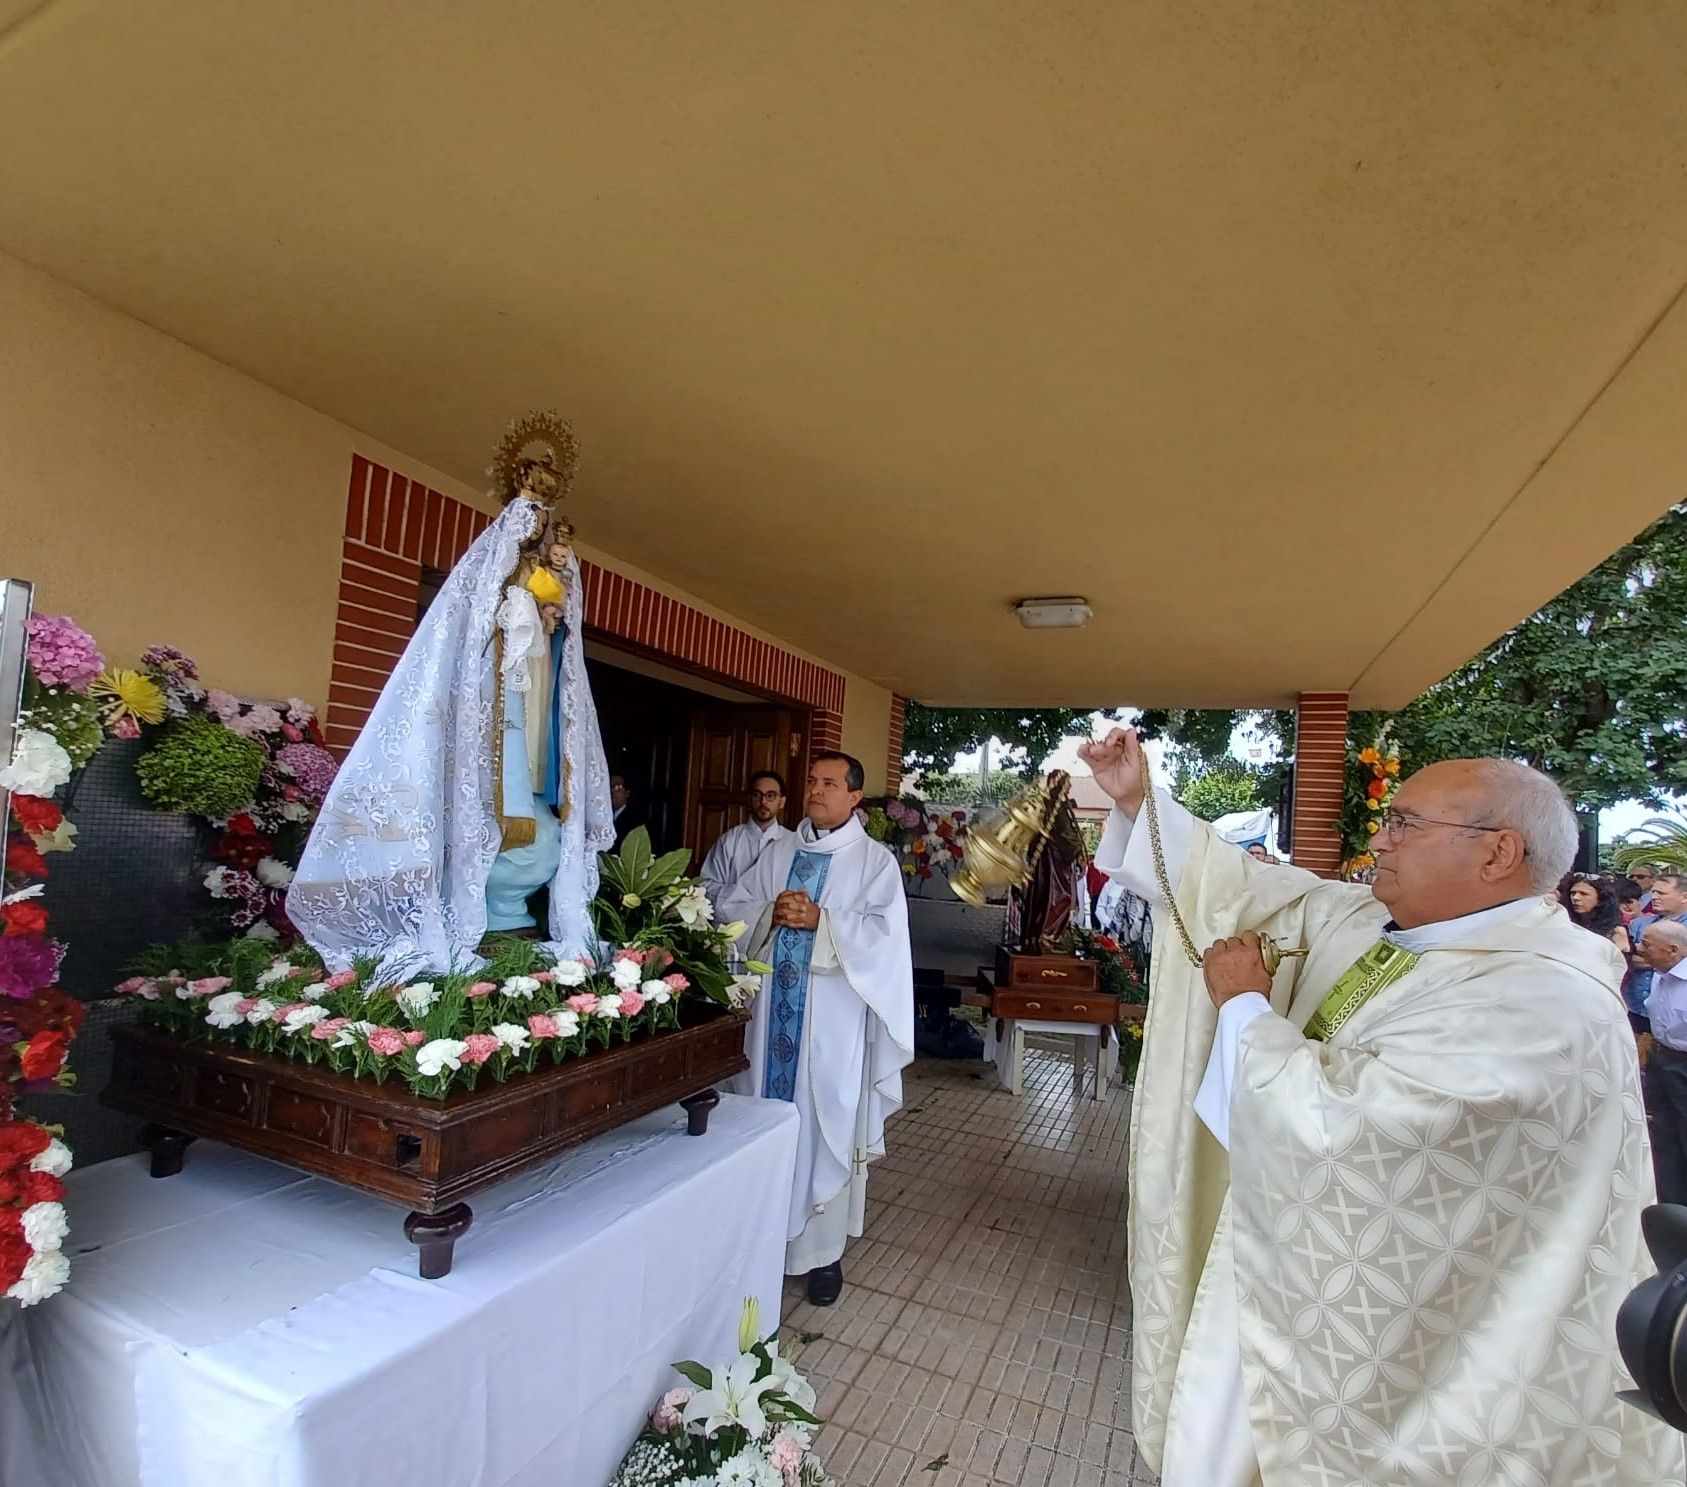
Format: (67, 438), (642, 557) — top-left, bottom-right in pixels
(685, 705), (804, 867)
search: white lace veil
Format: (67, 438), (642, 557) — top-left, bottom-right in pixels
(288, 499), (615, 976)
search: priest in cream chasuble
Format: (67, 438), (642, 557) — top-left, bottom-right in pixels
(719, 752), (914, 1296)
(1079, 729), (1678, 1487)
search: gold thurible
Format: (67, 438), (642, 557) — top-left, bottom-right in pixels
(949, 771), (1071, 908)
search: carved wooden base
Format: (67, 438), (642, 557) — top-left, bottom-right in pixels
(404, 1203), (473, 1279)
(106, 1006), (750, 1278)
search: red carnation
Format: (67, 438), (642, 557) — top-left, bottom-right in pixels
(5, 839), (47, 880)
(0, 1122), (51, 1168)
(0, 1231), (29, 1291)
(17, 1169), (64, 1206)
(226, 813), (260, 837)
(8, 796), (61, 837)
(1, 902), (48, 938)
(19, 1030), (69, 1082)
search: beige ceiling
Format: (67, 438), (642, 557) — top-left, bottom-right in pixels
(4, 0), (1686, 708)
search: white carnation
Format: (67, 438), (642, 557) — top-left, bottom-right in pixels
(641, 978), (673, 1005)
(281, 1004), (329, 1033)
(6, 1246), (70, 1306)
(204, 991), (247, 1028)
(278, 800), (311, 822)
(254, 857), (295, 889)
(596, 994), (623, 1019)
(395, 982), (438, 1018)
(244, 997), (279, 1025)
(552, 1009), (581, 1039)
(500, 975), (541, 998)
(28, 1138), (72, 1178)
(414, 1038), (468, 1077)
(334, 1019), (377, 1049)
(0, 728), (71, 796)
(550, 958), (590, 988)
(610, 958), (643, 991)
(203, 866), (236, 899)
(490, 1022), (530, 1052)
(256, 960), (294, 988)
(244, 922), (280, 942)
(21, 1201), (69, 1252)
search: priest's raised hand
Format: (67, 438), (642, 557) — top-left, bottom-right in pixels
(1097, 753), (1676, 1487)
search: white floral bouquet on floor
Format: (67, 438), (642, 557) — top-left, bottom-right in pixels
(610, 1298), (833, 1487)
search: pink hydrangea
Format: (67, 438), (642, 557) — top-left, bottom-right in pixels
(227, 703), (284, 738)
(565, 993), (598, 1015)
(204, 689), (242, 721)
(310, 1017), (350, 1042)
(460, 1032), (501, 1066)
(464, 980), (497, 998)
(663, 973), (689, 992)
(323, 970), (359, 992)
(25, 615), (103, 692)
(271, 742), (339, 805)
(527, 1014), (558, 1039)
(619, 990), (646, 1018)
(366, 1027), (407, 1056)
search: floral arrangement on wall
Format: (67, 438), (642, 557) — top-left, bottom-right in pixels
(0, 614), (96, 1305)
(117, 830), (764, 1100)
(863, 796), (970, 892)
(1338, 733), (1402, 878)
(610, 1298), (831, 1487)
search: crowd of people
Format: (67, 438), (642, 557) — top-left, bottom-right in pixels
(1560, 862), (1687, 1205)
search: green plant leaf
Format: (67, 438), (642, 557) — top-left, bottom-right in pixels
(672, 1360), (713, 1389)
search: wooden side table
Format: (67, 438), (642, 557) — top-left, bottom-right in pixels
(976, 965), (1121, 1100)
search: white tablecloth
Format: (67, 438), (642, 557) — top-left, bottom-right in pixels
(0, 1094), (797, 1487)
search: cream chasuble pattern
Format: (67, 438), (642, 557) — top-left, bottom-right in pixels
(1096, 790), (1678, 1487)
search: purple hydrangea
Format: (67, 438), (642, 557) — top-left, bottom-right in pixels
(25, 615), (104, 693)
(0, 935), (65, 1000)
(139, 644), (199, 682)
(271, 742), (339, 804)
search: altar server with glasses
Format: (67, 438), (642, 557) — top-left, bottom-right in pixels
(698, 771), (791, 909)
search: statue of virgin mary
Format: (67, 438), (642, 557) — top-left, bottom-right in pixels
(287, 414), (617, 976)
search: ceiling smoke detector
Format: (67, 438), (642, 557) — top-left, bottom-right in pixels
(1015, 597), (1093, 630)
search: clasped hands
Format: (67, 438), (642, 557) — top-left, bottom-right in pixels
(772, 889), (820, 931)
(1203, 931), (1274, 1009)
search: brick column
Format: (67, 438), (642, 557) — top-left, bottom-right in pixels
(1291, 691), (1349, 877)
(884, 694), (908, 796)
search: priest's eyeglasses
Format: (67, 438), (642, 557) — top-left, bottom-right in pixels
(1378, 808), (1511, 842)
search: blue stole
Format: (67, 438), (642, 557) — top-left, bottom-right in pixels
(763, 850), (832, 1101)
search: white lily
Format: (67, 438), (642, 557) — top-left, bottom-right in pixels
(764, 1340), (817, 1412)
(682, 1354), (779, 1439)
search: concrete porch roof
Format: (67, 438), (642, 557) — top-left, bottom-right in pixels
(2, 1), (1684, 708)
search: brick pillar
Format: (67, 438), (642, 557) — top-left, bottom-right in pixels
(884, 694), (908, 796)
(1291, 691), (1349, 877)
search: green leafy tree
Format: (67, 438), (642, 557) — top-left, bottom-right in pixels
(914, 769), (1026, 805)
(1179, 763), (1263, 822)
(900, 704), (1123, 776)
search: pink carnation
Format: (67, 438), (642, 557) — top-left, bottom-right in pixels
(768, 1432), (804, 1476)
(527, 1014), (558, 1039)
(652, 1387), (694, 1433)
(464, 980), (497, 998)
(185, 976), (232, 997)
(322, 970), (358, 991)
(111, 715), (142, 740)
(663, 973), (689, 992)
(113, 975), (151, 996)
(566, 993), (598, 1015)
(460, 1032), (501, 1066)
(366, 1027), (407, 1056)
(233, 998), (259, 1017)
(613, 948), (645, 967)
(644, 948), (673, 973)
(401, 1030), (426, 1048)
(531, 970), (554, 983)
(271, 1002), (310, 1022)
(310, 1017), (350, 1042)
(619, 990), (645, 1018)
(25, 614), (104, 692)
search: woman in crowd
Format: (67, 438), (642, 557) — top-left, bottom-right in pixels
(1560, 873), (1632, 957)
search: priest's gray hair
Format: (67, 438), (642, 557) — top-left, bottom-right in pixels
(1469, 759), (1578, 894)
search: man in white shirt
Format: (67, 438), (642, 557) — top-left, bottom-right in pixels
(1640, 918), (1687, 1204)
(697, 771), (790, 909)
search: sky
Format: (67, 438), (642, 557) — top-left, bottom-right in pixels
(948, 710), (1682, 846)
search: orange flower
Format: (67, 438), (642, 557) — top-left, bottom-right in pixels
(1358, 747), (1380, 766)
(1384, 757), (1400, 776)
(1367, 778), (1388, 800)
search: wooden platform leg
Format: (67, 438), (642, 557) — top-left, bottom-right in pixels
(680, 1087), (720, 1135)
(1089, 1031), (1104, 1102)
(141, 1124), (194, 1178)
(404, 1203), (473, 1279)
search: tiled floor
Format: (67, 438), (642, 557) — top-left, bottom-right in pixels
(781, 1047), (1159, 1487)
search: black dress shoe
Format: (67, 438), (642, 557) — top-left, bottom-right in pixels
(806, 1261), (844, 1306)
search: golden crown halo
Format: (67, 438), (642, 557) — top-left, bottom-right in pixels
(486, 410), (579, 510)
